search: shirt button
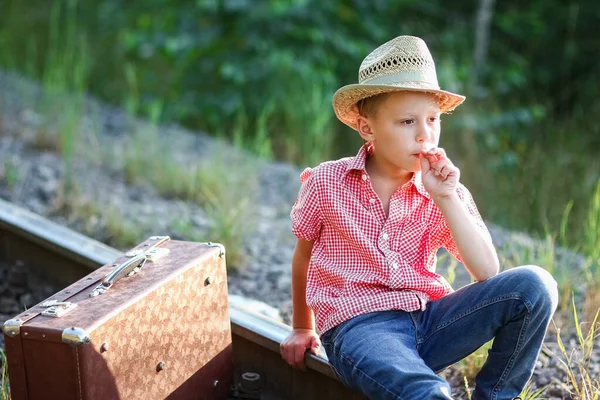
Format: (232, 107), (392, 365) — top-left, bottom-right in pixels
(382, 233), (389, 240)
(392, 262), (399, 269)
(369, 198), (376, 204)
(362, 174), (368, 181)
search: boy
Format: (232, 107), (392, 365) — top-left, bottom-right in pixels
(280, 36), (558, 400)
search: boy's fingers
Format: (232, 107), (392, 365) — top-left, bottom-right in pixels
(439, 164), (450, 179)
(427, 147), (446, 157)
(295, 348), (306, 370)
(282, 347), (291, 365)
(424, 153), (442, 166)
(310, 337), (321, 354)
(423, 147), (449, 167)
(432, 157), (448, 172)
(434, 157), (455, 178)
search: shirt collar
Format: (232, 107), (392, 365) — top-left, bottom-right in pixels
(345, 145), (431, 200)
(344, 144), (368, 173)
(411, 170), (431, 199)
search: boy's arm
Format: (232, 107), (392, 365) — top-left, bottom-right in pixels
(280, 239), (321, 370)
(291, 239), (316, 329)
(420, 148), (499, 281)
(436, 194), (499, 281)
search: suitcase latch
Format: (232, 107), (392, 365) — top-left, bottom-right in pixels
(40, 300), (78, 318)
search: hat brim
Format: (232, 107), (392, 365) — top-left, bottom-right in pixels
(332, 83), (466, 131)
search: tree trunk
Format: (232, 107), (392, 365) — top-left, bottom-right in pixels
(470, 0), (496, 95)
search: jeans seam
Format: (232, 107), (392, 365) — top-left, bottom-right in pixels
(322, 337), (350, 388)
(420, 294), (527, 344)
(409, 311), (421, 350)
(491, 300), (532, 399)
(330, 363), (351, 388)
(425, 295), (533, 376)
(326, 346), (351, 388)
(336, 349), (405, 400)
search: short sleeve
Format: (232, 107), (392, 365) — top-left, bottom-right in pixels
(441, 184), (493, 263)
(290, 167), (322, 241)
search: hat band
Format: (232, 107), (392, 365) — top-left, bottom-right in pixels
(360, 70), (439, 88)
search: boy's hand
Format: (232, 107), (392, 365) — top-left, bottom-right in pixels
(280, 328), (322, 371)
(419, 147), (459, 200)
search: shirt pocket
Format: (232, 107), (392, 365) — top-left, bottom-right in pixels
(393, 218), (430, 267)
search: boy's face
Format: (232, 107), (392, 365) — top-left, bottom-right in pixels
(357, 91), (441, 173)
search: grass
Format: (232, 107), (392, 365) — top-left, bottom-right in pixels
(112, 91), (257, 266)
(458, 341), (550, 399)
(0, 3), (599, 396)
(552, 298), (600, 399)
(0, 0), (598, 254)
(0, 158), (19, 190)
(440, 96), (600, 256)
(518, 381), (548, 399)
(275, 75), (339, 166)
(0, 0), (598, 251)
(0, 348), (9, 400)
(458, 339), (494, 389)
(437, 251), (460, 287)
(23, 0), (90, 197)
(47, 118), (257, 266)
(202, 185), (254, 269)
(452, 193), (600, 397)
(104, 203), (147, 249)
(583, 278), (600, 336)
(583, 180), (600, 271)
(568, 181), (600, 330)
(503, 232), (574, 313)
(119, 112), (258, 267)
(232, 101), (275, 161)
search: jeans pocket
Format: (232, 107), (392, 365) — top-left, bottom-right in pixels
(408, 310), (422, 347)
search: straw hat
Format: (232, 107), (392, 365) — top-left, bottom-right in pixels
(332, 35), (466, 131)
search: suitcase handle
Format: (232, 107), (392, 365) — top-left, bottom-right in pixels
(89, 236), (170, 297)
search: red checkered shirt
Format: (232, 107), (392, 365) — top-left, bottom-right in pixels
(290, 145), (493, 334)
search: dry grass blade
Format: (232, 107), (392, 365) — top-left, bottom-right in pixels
(0, 347), (10, 400)
(550, 300), (600, 398)
(519, 380), (547, 399)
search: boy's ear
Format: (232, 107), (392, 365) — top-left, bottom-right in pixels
(356, 116), (374, 141)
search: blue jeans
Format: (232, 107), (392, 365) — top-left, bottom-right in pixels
(320, 265), (558, 400)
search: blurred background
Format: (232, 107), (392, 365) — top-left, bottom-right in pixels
(1, 1), (600, 397)
(2, 0), (599, 251)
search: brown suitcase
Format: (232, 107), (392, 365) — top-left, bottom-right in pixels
(2, 236), (233, 400)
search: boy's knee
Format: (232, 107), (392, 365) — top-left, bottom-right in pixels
(510, 265), (559, 312)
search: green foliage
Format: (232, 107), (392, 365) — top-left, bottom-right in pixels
(104, 203), (146, 249)
(1, 0), (599, 248)
(458, 339), (494, 387)
(0, 158), (19, 189)
(583, 180), (600, 263)
(553, 297), (600, 399)
(519, 380), (548, 399)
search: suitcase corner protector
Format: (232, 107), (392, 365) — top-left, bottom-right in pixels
(62, 326), (91, 345)
(2, 318), (23, 336)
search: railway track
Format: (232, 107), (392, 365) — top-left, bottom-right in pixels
(0, 198), (365, 399)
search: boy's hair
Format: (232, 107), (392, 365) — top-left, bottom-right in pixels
(356, 93), (392, 119)
(357, 91), (445, 121)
